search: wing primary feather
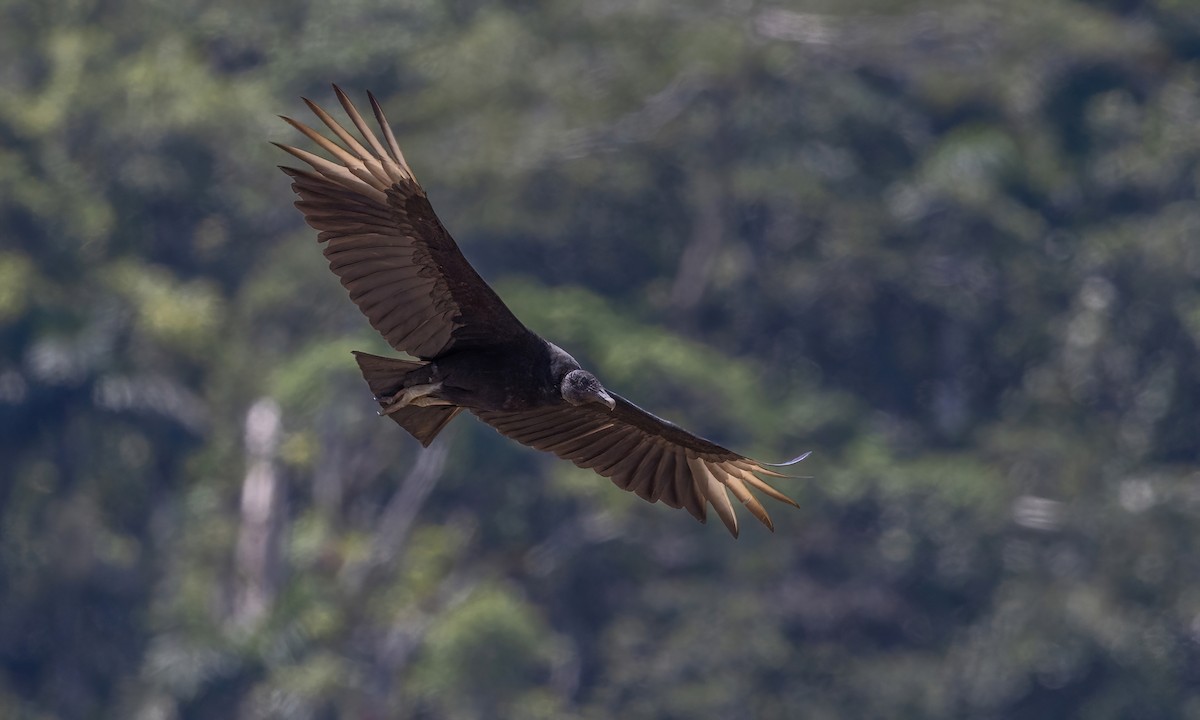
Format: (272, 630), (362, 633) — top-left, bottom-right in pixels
(688, 457), (738, 537)
(328, 255), (427, 280)
(512, 409), (576, 431)
(649, 451), (678, 505)
(605, 441), (656, 487)
(367, 90), (411, 172)
(302, 97), (375, 161)
(360, 285), (437, 322)
(522, 417), (604, 446)
(292, 182), (372, 206)
(762, 450), (813, 468)
(338, 263), (423, 290)
(323, 233), (413, 252)
(319, 228), (391, 244)
(730, 452), (811, 479)
(483, 411), (546, 433)
(272, 142), (388, 204)
(300, 214), (374, 230)
(568, 427), (633, 468)
(551, 426), (623, 461)
(498, 413), (590, 442)
(286, 164), (385, 207)
(279, 115), (361, 168)
(542, 422), (616, 455)
(297, 102), (398, 185)
(293, 133), (392, 188)
(484, 408), (570, 432)
(605, 441), (656, 490)
(346, 162), (394, 192)
(609, 441), (657, 480)
(497, 413), (573, 436)
(333, 85), (392, 165)
(358, 278), (435, 309)
(307, 218), (397, 236)
(296, 200), (395, 223)
(328, 260), (422, 283)
(400, 313), (454, 356)
(739, 471), (801, 508)
(274, 142), (359, 185)
(713, 464), (773, 532)
(382, 309), (441, 346)
(677, 455), (706, 523)
(625, 446), (664, 501)
(515, 422), (579, 447)
(324, 232), (416, 252)
(589, 432), (644, 473)
(344, 271), (427, 304)
(375, 307), (444, 346)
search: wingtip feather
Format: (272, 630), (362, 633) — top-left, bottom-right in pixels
(302, 94), (375, 163)
(689, 457), (739, 538)
(366, 90), (409, 170)
(764, 450), (813, 468)
(714, 464), (775, 532)
(334, 85), (391, 162)
(741, 471), (801, 509)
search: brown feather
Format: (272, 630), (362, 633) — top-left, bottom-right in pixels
(590, 433), (645, 474)
(624, 445), (665, 501)
(472, 395), (804, 536)
(677, 455), (707, 523)
(536, 422), (614, 453)
(367, 90), (411, 170)
(690, 458), (738, 537)
(644, 450), (676, 505)
(302, 96), (377, 163)
(713, 464), (774, 532)
(605, 442), (657, 489)
(280, 90), (531, 359)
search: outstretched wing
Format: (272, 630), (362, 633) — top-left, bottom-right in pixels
(276, 86), (531, 359)
(473, 396), (808, 537)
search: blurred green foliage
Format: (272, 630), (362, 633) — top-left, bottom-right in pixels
(2, 0), (1200, 717)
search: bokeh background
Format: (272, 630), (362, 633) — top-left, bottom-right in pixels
(3, 0), (1200, 717)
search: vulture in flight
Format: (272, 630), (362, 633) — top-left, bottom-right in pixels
(276, 87), (808, 536)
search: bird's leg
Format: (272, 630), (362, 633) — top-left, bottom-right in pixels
(379, 382), (451, 415)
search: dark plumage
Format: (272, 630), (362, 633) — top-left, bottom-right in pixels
(276, 86), (809, 536)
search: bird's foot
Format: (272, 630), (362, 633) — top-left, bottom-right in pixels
(379, 382), (449, 415)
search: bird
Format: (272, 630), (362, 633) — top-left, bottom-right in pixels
(275, 86), (809, 537)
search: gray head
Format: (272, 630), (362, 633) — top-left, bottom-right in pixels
(560, 369), (616, 410)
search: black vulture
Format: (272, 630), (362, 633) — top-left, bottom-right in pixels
(275, 87), (809, 536)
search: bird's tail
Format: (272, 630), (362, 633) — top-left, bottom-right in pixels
(352, 351), (463, 447)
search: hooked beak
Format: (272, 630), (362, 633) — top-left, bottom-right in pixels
(593, 388), (616, 410)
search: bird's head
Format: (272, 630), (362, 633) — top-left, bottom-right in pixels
(560, 370), (616, 410)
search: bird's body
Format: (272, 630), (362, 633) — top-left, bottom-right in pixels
(377, 339), (578, 413)
(438, 342), (557, 412)
(277, 87), (808, 536)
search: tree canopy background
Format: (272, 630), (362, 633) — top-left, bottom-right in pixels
(2, 0), (1200, 717)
